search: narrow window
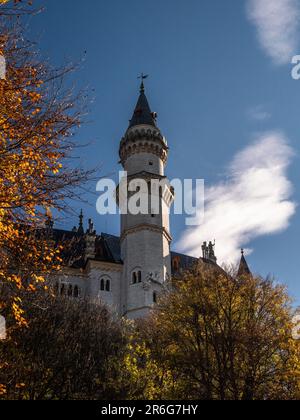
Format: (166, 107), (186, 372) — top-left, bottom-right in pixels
(132, 272), (137, 284)
(74, 285), (79, 298)
(137, 271), (142, 283)
(153, 291), (157, 303)
(106, 280), (110, 292)
(100, 278), (105, 291)
(68, 284), (73, 297)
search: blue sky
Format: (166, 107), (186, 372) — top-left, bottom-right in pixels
(28, 0), (300, 303)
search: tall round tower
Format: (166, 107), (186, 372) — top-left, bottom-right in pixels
(118, 80), (174, 319)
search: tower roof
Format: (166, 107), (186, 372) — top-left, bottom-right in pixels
(128, 81), (157, 128)
(237, 249), (251, 277)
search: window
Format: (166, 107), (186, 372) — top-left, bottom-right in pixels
(149, 161), (153, 166)
(100, 277), (111, 292)
(100, 278), (105, 291)
(137, 271), (142, 283)
(132, 270), (142, 284)
(132, 272), (137, 284)
(153, 291), (157, 303)
(74, 285), (79, 298)
(106, 279), (110, 292)
(68, 285), (73, 297)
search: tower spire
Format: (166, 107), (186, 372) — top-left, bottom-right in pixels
(129, 74), (157, 128)
(78, 209), (84, 235)
(138, 72), (148, 93)
(237, 249), (251, 277)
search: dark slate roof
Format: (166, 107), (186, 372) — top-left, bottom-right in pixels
(50, 228), (218, 274)
(171, 251), (198, 272)
(51, 229), (120, 268)
(171, 251), (220, 274)
(237, 254), (251, 277)
(128, 87), (157, 128)
(52, 229), (86, 269)
(101, 233), (123, 263)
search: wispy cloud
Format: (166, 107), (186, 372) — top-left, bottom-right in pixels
(246, 0), (300, 65)
(247, 105), (271, 121)
(176, 132), (296, 264)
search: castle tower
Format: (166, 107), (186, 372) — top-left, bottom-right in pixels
(118, 79), (174, 318)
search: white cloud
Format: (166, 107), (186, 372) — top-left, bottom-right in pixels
(247, 105), (271, 121)
(176, 132), (296, 265)
(247, 0), (300, 65)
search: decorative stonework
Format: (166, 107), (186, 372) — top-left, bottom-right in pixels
(116, 171), (174, 207)
(119, 126), (169, 165)
(88, 260), (123, 273)
(120, 223), (172, 243)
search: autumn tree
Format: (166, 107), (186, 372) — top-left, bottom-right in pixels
(138, 263), (300, 400)
(0, 0), (93, 330)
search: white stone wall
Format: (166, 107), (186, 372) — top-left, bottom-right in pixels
(121, 228), (171, 317)
(119, 120), (173, 319)
(124, 152), (164, 176)
(85, 261), (122, 314)
(49, 262), (123, 315)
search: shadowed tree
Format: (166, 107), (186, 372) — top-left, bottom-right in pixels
(0, 290), (130, 400)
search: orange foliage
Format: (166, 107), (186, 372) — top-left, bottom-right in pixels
(0, 1), (88, 328)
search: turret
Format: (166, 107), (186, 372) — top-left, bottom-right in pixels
(119, 78), (174, 319)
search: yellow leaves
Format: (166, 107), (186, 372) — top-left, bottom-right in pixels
(0, 6), (83, 333)
(0, 384), (7, 396)
(12, 298), (28, 328)
(31, 107), (41, 116)
(28, 91), (41, 103)
(32, 274), (45, 283)
(8, 275), (22, 290)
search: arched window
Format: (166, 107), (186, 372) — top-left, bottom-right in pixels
(100, 278), (105, 291)
(132, 272), (137, 284)
(137, 271), (142, 283)
(74, 285), (79, 298)
(132, 270), (142, 284)
(106, 280), (110, 292)
(68, 284), (73, 297)
(100, 277), (111, 292)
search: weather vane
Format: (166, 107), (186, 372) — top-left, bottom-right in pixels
(138, 72), (149, 80)
(138, 73), (149, 92)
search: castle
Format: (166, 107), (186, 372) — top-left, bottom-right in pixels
(49, 81), (250, 319)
